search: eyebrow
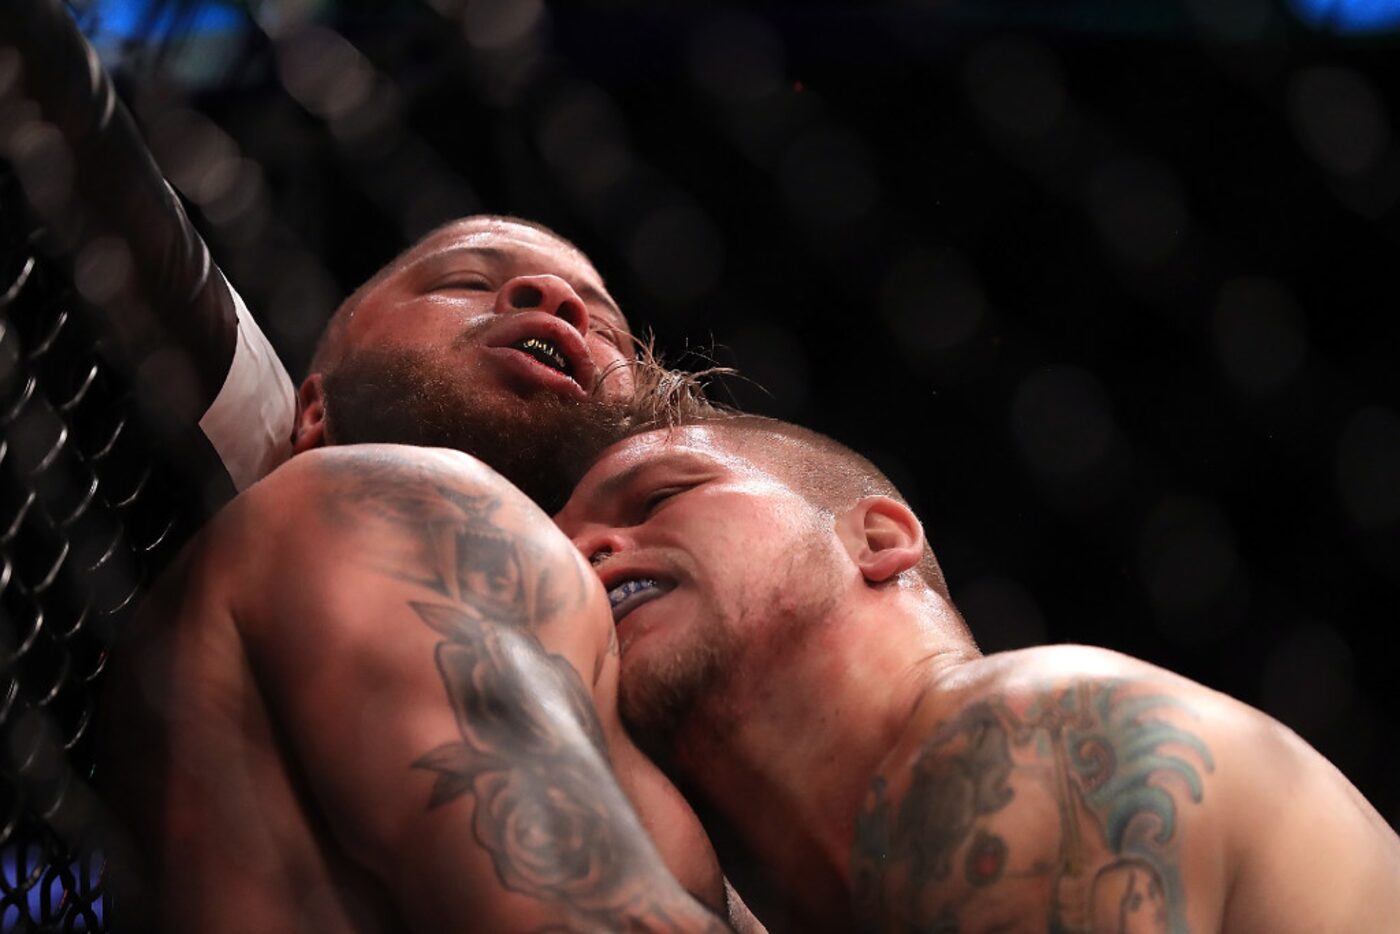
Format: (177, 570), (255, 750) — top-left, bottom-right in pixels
(592, 460), (651, 506)
(591, 452), (712, 506)
(421, 245), (627, 322)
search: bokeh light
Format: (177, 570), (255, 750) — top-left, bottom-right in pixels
(964, 36), (1067, 140)
(1290, 0), (1400, 32)
(1088, 157), (1189, 266)
(1137, 495), (1246, 640)
(880, 246), (986, 360)
(1336, 406), (1400, 528)
(687, 11), (787, 106)
(624, 199), (726, 306)
(1212, 277), (1309, 397)
(536, 83), (635, 205)
(1010, 365), (1117, 479)
(780, 125), (880, 228)
(1289, 66), (1392, 177)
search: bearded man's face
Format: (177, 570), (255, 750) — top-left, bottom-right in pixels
(311, 218), (637, 510)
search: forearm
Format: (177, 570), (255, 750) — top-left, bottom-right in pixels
(259, 597), (729, 931)
(380, 610), (729, 932)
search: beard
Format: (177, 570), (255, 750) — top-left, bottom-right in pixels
(615, 616), (737, 759)
(322, 345), (635, 513)
(616, 534), (842, 759)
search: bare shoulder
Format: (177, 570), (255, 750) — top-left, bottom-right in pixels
(1206, 672), (1400, 932)
(228, 443), (532, 546)
(229, 443), (536, 533)
(853, 644), (1400, 932)
(223, 444), (599, 633)
(852, 645), (1231, 933)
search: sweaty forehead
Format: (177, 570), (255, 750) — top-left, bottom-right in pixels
(413, 219), (598, 282)
(588, 425), (778, 487)
(557, 424), (801, 525)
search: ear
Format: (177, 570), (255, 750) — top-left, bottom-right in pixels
(291, 374), (329, 454)
(837, 496), (925, 584)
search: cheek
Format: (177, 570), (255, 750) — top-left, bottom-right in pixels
(588, 337), (634, 397)
(698, 525), (776, 596)
(358, 301), (493, 349)
(738, 523), (844, 610)
(351, 322), (420, 356)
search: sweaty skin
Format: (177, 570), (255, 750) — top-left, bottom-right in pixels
(851, 647), (1400, 934)
(99, 445), (730, 933)
(557, 423), (1400, 934)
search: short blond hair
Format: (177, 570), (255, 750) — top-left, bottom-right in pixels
(622, 374), (949, 598)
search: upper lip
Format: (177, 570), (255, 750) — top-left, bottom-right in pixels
(483, 313), (598, 393)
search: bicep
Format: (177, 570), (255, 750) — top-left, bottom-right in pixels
(237, 450), (723, 931)
(250, 569), (720, 931)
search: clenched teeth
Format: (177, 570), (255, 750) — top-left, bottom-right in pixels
(608, 578), (656, 607)
(513, 336), (570, 375)
(606, 577), (668, 622)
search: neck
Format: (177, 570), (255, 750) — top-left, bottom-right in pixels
(672, 591), (976, 929)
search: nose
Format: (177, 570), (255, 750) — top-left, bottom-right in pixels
(497, 275), (590, 334)
(571, 526), (632, 569)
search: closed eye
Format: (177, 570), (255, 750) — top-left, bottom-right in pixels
(591, 325), (625, 348)
(589, 320), (634, 352)
(436, 276), (493, 292)
(641, 485), (688, 517)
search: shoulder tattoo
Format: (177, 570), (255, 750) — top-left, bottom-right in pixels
(852, 680), (1214, 934)
(317, 449), (590, 631)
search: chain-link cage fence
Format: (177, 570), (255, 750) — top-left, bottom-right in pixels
(0, 158), (199, 932)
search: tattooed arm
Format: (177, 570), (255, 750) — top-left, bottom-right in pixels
(232, 445), (729, 933)
(851, 646), (1400, 934)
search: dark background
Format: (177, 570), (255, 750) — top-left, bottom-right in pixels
(85, 0), (1400, 836)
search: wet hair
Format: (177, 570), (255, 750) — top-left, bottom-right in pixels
(625, 372), (950, 598)
(307, 214), (591, 376)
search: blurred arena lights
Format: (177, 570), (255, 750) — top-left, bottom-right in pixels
(72, 0), (244, 41)
(1290, 0), (1400, 32)
(71, 0), (250, 83)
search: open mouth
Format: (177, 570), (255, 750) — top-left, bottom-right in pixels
(511, 336), (572, 379)
(484, 314), (596, 397)
(606, 576), (673, 624)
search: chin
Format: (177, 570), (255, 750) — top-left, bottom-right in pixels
(616, 631), (727, 753)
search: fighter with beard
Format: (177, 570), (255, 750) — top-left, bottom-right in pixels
(97, 216), (749, 933)
(303, 215), (639, 511)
